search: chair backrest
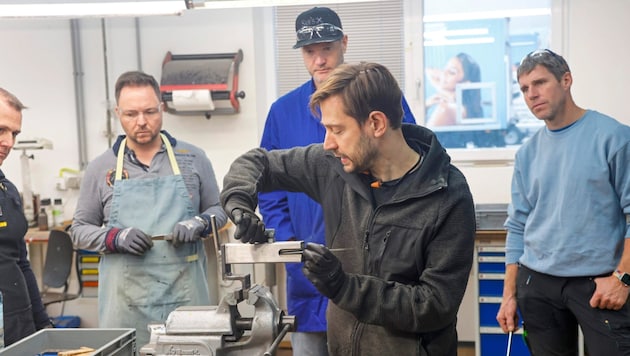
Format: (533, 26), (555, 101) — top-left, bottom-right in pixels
(42, 229), (74, 289)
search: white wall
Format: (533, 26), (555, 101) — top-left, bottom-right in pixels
(2, 6), (268, 328)
(2, 0), (629, 337)
(564, 0), (628, 122)
(0, 8), (267, 221)
(3, 0), (629, 237)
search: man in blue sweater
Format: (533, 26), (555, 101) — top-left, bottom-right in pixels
(496, 49), (630, 354)
(258, 7), (416, 356)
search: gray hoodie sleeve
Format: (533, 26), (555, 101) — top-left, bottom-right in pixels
(69, 152), (112, 252)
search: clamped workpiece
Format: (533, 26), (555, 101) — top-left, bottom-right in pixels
(139, 216), (296, 356)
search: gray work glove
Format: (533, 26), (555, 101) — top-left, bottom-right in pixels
(171, 216), (207, 246)
(116, 227), (153, 255)
(231, 208), (267, 244)
(302, 243), (348, 300)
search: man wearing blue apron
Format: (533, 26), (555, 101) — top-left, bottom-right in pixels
(70, 71), (228, 348)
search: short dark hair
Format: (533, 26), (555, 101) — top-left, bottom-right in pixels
(114, 71), (161, 104)
(0, 87), (27, 112)
(310, 62), (404, 129)
(517, 49), (570, 82)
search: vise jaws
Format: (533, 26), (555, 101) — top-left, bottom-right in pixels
(139, 216), (296, 356)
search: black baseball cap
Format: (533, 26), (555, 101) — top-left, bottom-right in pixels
(293, 7), (344, 49)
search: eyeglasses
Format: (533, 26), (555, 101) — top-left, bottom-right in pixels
(296, 23), (343, 41)
(119, 106), (161, 121)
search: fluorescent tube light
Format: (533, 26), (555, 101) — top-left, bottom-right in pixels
(424, 8), (551, 23)
(0, 1), (186, 18)
(188, 0), (383, 10)
(424, 37), (496, 47)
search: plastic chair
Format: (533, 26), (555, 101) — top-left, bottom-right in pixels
(39, 229), (83, 315)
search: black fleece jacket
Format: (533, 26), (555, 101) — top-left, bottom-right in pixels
(0, 170), (50, 346)
(221, 124), (476, 356)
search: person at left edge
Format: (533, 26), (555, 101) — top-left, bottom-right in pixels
(70, 71), (228, 348)
(0, 87), (53, 346)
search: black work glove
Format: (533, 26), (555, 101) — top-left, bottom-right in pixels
(172, 216), (207, 246)
(302, 242), (347, 300)
(116, 227), (153, 255)
(230, 208), (267, 244)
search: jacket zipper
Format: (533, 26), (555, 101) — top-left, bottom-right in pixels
(351, 180), (447, 353)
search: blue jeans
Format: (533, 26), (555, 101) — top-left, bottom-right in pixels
(291, 332), (329, 356)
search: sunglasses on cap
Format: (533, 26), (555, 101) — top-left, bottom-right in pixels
(296, 23), (343, 41)
(522, 48), (562, 64)
(520, 48), (570, 73)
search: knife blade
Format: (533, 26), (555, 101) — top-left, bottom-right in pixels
(151, 234), (173, 241)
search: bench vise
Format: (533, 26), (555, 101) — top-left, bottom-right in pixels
(139, 217), (296, 356)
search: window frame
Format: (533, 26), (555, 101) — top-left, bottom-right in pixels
(269, 0), (565, 165)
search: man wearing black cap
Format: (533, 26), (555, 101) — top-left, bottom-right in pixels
(258, 6), (416, 356)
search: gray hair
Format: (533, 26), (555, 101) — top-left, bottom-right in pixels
(0, 87), (27, 112)
(517, 49), (570, 82)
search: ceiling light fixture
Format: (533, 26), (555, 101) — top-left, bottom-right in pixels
(0, 1), (186, 19)
(424, 8), (551, 23)
(186, 0), (383, 10)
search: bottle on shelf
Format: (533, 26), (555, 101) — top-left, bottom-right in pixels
(37, 207), (49, 231)
(52, 198), (64, 227)
(40, 198), (52, 228)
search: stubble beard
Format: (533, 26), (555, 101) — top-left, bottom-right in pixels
(344, 134), (378, 174)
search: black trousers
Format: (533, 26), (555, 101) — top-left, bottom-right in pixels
(517, 264), (630, 356)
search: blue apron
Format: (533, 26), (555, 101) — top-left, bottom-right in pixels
(99, 134), (210, 349)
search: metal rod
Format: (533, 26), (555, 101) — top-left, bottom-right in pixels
(235, 317), (253, 331)
(101, 18), (114, 149)
(170, 52), (238, 60)
(278, 247), (352, 255)
(506, 331), (513, 356)
(209, 215), (227, 280)
(263, 323), (292, 356)
(71, 18), (89, 170)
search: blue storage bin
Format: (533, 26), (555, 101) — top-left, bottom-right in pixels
(478, 251), (504, 257)
(478, 261), (506, 273)
(479, 302), (501, 326)
(479, 279), (504, 296)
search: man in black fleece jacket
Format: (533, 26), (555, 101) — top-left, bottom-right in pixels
(221, 62), (476, 355)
